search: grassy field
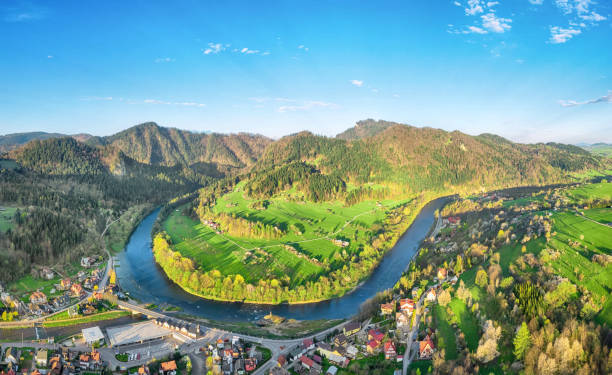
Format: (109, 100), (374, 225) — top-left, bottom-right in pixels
(547, 211), (612, 324)
(163, 182), (409, 286)
(447, 298), (479, 351)
(43, 310), (130, 327)
(0, 206), (17, 232)
(432, 304), (458, 360)
(565, 181), (612, 203)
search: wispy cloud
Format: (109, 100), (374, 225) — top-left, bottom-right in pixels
(450, 1), (512, 35)
(154, 57), (175, 63)
(528, 0), (544, 4)
(82, 96), (205, 107)
(559, 91), (612, 107)
(548, 0), (607, 44)
(350, 80), (364, 87)
(203, 43), (227, 55)
(465, 0), (484, 15)
(47, 55), (53, 59)
(298, 45), (309, 52)
(277, 101), (337, 113)
(481, 12), (512, 33)
(144, 99), (206, 107)
(549, 26), (582, 43)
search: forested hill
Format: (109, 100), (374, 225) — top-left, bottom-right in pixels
(0, 131), (70, 153)
(257, 123), (604, 195)
(335, 119), (396, 140)
(98, 122), (272, 168)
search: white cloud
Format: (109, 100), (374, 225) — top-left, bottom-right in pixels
(481, 12), (512, 33)
(465, 0), (484, 15)
(350, 80), (364, 87)
(298, 45), (309, 51)
(580, 11), (606, 22)
(203, 43), (227, 55)
(278, 101), (337, 112)
(549, 26), (582, 43)
(468, 25), (488, 34)
(528, 0), (544, 4)
(555, 0), (607, 23)
(559, 91), (612, 107)
(454, 1), (462, 6)
(487, 2), (499, 7)
(154, 57), (175, 63)
(47, 55), (53, 59)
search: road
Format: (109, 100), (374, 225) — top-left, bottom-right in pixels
(402, 286), (432, 375)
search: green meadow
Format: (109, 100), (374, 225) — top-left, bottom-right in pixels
(0, 206), (17, 232)
(163, 182), (409, 286)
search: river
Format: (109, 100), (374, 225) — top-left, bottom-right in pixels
(115, 197), (448, 322)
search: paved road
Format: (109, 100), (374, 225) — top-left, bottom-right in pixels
(402, 287), (432, 375)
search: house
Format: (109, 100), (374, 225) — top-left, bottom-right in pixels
(42, 268), (54, 280)
(326, 366), (338, 375)
(367, 340), (381, 354)
(77, 271), (86, 282)
(399, 299), (415, 315)
(48, 355), (62, 375)
(333, 334), (348, 348)
(299, 356), (314, 369)
(51, 294), (69, 309)
(316, 343), (336, 358)
(35, 349), (48, 367)
(303, 338), (315, 351)
(426, 289), (437, 302)
(137, 366), (150, 375)
(29, 291), (47, 304)
(70, 283), (84, 297)
(245, 358), (257, 372)
(277, 354), (286, 367)
(92, 292), (103, 300)
(60, 278), (72, 290)
(345, 345), (358, 359)
(396, 312), (410, 328)
(160, 360), (177, 375)
(380, 303), (394, 315)
(419, 338), (435, 359)
(343, 321), (360, 336)
(446, 216), (461, 226)
(80, 257), (95, 268)
(368, 329), (384, 343)
(437, 268), (448, 280)
(384, 341), (397, 360)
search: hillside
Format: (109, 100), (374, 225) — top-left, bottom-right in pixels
(581, 143), (612, 157)
(0, 131), (69, 153)
(155, 122), (606, 304)
(100, 122), (272, 169)
(335, 119), (397, 140)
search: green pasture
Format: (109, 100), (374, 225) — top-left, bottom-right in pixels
(163, 182), (408, 286)
(565, 181), (612, 203)
(0, 206), (17, 232)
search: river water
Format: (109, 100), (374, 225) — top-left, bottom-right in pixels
(115, 197), (448, 322)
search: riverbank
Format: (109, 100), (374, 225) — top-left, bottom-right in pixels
(152, 192), (445, 305)
(115, 196), (447, 321)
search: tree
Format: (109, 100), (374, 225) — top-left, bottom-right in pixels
(513, 322), (531, 360)
(454, 255), (464, 275)
(438, 289), (451, 307)
(475, 320), (501, 363)
(475, 269), (488, 288)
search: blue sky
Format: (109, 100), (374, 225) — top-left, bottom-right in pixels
(1, 0), (610, 143)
